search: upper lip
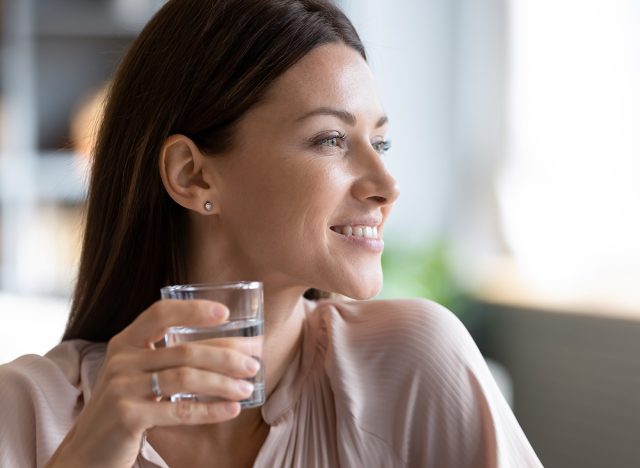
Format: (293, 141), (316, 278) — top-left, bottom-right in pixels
(330, 216), (383, 228)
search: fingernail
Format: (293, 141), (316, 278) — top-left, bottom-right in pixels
(244, 357), (260, 374)
(237, 380), (255, 395)
(212, 305), (228, 319)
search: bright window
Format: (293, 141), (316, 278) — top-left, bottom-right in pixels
(497, 0), (640, 304)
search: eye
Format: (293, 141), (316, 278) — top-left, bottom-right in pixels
(372, 139), (392, 155)
(323, 137), (340, 147)
(314, 132), (347, 150)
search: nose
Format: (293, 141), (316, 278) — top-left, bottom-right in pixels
(350, 145), (400, 206)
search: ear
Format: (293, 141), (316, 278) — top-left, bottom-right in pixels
(159, 134), (217, 214)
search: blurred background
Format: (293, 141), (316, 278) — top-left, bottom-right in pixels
(1, 0), (639, 466)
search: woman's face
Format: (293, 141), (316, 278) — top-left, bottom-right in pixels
(204, 43), (399, 299)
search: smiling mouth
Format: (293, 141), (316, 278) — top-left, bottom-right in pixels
(330, 225), (380, 239)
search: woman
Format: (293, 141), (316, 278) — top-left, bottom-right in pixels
(0, 0), (543, 467)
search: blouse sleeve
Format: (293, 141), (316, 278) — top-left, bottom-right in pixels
(325, 298), (543, 468)
(385, 299), (543, 468)
(0, 356), (40, 467)
(0, 346), (84, 468)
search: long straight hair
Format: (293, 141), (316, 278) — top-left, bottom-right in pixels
(63, 0), (366, 341)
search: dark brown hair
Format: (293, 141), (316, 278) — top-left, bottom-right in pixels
(63, 0), (366, 341)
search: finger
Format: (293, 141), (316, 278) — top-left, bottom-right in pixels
(119, 344), (261, 379)
(156, 367), (256, 401)
(122, 300), (229, 347)
(117, 368), (255, 402)
(138, 400), (242, 428)
(185, 336), (264, 358)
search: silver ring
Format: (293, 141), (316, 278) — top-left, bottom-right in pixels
(150, 372), (163, 401)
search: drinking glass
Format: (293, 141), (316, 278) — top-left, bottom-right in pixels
(160, 281), (265, 408)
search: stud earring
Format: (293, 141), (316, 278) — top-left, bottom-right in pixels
(203, 201), (213, 212)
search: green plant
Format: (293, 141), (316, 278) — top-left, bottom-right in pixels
(379, 239), (469, 319)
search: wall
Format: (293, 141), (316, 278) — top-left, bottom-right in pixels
(484, 304), (640, 468)
(339, 0), (456, 246)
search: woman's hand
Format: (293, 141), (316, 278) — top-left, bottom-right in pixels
(46, 300), (260, 468)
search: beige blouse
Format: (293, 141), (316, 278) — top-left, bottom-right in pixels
(0, 298), (543, 467)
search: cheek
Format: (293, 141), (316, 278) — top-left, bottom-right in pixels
(252, 159), (345, 213)
(225, 162), (339, 245)
(219, 151), (358, 286)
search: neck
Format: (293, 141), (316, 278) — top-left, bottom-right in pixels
(261, 286), (307, 395)
(184, 234), (313, 420)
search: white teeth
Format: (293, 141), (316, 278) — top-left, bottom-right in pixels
(334, 225), (380, 239)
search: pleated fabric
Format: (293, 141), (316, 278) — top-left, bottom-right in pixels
(0, 298), (543, 467)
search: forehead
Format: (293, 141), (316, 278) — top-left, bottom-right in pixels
(257, 43), (384, 121)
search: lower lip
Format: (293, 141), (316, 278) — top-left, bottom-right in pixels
(330, 229), (385, 253)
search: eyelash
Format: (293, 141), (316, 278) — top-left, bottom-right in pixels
(314, 133), (392, 155)
(372, 139), (392, 154)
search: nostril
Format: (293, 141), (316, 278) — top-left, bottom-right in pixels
(367, 195), (386, 204)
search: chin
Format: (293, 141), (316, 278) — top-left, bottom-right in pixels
(337, 274), (382, 300)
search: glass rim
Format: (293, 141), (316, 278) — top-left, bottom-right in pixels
(161, 281), (262, 294)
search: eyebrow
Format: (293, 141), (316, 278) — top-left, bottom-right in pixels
(295, 107), (388, 128)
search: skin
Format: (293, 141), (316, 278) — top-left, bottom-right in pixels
(47, 42), (399, 468)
